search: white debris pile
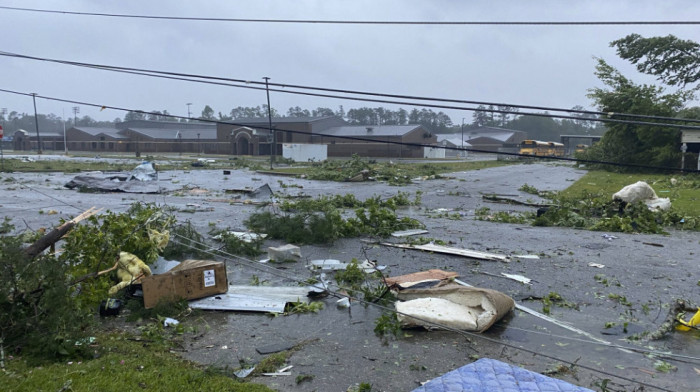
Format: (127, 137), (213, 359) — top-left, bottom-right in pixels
(612, 181), (670, 211)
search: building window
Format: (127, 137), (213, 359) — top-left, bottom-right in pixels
(91, 142), (97, 149)
(109, 142), (114, 149)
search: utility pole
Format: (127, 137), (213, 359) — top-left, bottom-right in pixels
(31, 93), (42, 154)
(187, 103), (192, 120)
(461, 118), (465, 157)
(62, 108), (67, 154)
(263, 77), (274, 169)
(72, 106), (80, 127)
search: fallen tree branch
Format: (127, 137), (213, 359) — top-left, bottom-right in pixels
(23, 207), (101, 259)
(481, 194), (555, 208)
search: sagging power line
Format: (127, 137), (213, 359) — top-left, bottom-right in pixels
(1, 87), (698, 174)
(2, 50), (700, 131)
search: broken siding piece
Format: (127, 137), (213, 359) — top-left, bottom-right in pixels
(188, 286), (310, 313)
(380, 242), (509, 262)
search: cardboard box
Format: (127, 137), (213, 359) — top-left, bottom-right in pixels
(142, 259), (228, 309)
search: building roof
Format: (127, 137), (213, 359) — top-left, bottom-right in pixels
(73, 127), (127, 139)
(126, 127), (217, 140)
(439, 136), (472, 148)
(118, 120), (216, 130)
(232, 116), (338, 124)
(319, 125), (423, 137)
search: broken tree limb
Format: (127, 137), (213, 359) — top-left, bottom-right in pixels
(23, 207), (101, 260)
(481, 194), (555, 208)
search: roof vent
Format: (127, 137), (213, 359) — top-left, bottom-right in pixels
(366, 127), (374, 133)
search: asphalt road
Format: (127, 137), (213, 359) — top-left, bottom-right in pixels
(1, 160), (698, 392)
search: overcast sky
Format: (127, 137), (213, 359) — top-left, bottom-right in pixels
(2, 0), (699, 126)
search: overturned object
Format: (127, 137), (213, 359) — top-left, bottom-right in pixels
(613, 181), (670, 211)
(141, 259), (228, 308)
(395, 284), (514, 332)
(108, 251), (152, 296)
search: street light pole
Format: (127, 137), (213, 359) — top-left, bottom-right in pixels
(31, 93), (42, 154)
(263, 76), (274, 169)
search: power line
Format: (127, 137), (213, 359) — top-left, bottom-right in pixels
(0, 5), (699, 26)
(0, 86), (698, 173)
(2, 50), (700, 131)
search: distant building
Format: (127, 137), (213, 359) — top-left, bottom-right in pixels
(315, 124), (435, 158)
(436, 127), (526, 154)
(14, 117), (442, 158)
(13, 129), (65, 151)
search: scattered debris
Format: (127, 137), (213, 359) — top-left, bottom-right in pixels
(108, 252), (152, 296)
(454, 279), (616, 347)
(163, 317), (179, 327)
(588, 263), (605, 269)
(268, 244), (302, 262)
(513, 254), (540, 260)
(225, 184), (273, 200)
(234, 367), (256, 378)
(141, 259), (228, 309)
(187, 285), (310, 313)
(677, 308), (700, 331)
(613, 181), (671, 211)
(256, 342), (297, 355)
(395, 283), (514, 332)
(385, 269), (459, 290)
(310, 259), (385, 273)
(128, 161), (159, 181)
(643, 242), (664, 247)
(309, 259), (346, 271)
(99, 298), (122, 317)
(501, 273), (532, 285)
(391, 229), (429, 237)
(336, 297), (351, 308)
(601, 234), (618, 241)
(65, 162), (161, 193)
(379, 242), (509, 262)
(213, 231), (267, 243)
(481, 194), (555, 208)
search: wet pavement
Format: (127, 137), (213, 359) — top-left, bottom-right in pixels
(1, 159), (699, 392)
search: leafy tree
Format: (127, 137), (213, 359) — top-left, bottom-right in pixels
(200, 105), (216, 120)
(287, 106), (311, 117)
(612, 34), (700, 88)
(124, 110), (146, 121)
(584, 58), (691, 170)
(312, 107), (335, 117)
(472, 105), (490, 127)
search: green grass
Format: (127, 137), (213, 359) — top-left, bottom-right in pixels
(560, 171), (700, 216)
(273, 159), (513, 179)
(1, 332), (274, 392)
